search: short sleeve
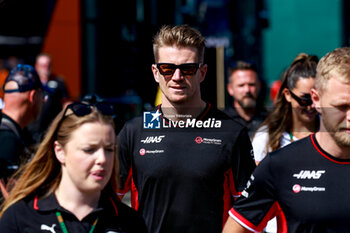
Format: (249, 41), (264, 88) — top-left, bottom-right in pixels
(252, 127), (269, 162)
(229, 156), (278, 232)
(117, 123), (133, 196)
(231, 128), (256, 193)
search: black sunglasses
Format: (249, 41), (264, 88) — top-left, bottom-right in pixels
(63, 102), (114, 117)
(156, 63), (201, 77)
(54, 102), (114, 136)
(289, 90), (313, 106)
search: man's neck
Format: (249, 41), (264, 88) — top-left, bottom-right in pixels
(161, 100), (207, 121)
(2, 109), (26, 129)
(233, 101), (255, 122)
(291, 117), (317, 140)
(315, 128), (350, 159)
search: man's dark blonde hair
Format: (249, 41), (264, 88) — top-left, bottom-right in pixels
(316, 47), (350, 93)
(153, 25), (206, 63)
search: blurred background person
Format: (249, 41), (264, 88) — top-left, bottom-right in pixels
(0, 58), (9, 109)
(251, 53), (319, 233)
(253, 53), (319, 164)
(28, 53), (71, 143)
(0, 101), (148, 233)
(225, 60), (266, 137)
(0, 64), (43, 200)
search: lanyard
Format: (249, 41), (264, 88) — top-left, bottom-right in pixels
(289, 132), (294, 143)
(56, 211), (99, 233)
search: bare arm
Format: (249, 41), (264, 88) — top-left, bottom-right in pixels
(222, 217), (252, 233)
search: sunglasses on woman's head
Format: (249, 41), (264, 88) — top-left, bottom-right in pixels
(54, 102), (114, 136)
(63, 102), (114, 117)
(156, 63), (201, 78)
(289, 90), (313, 106)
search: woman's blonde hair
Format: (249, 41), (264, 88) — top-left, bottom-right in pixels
(0, 104), (118, 217)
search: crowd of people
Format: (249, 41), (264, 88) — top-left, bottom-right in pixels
(0, 24), (350, 233)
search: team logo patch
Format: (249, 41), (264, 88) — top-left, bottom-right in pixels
(139, 148), (164, 156)
(41, 224), (57, 233)
(143, 110), (161, 129)
(139, 148), (146, 156)
(292, 184), (301, 193)
(293, 170), (325, 179)
(292, 184), (326, 193)
(141, 135), (165, 143)
(194, 136), (222, 145)
(195, 136), (203, 144)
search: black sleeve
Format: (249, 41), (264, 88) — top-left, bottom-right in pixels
(117, 122), (133, 193)
(0, 131), (23, 163)
(117, 201), (149, 233)
(231, 128), (256, 193)
(230, 155), (278, 230)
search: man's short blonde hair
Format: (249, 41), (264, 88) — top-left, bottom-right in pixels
(153, 25), (206, 63)
(316, 47), (350, 93)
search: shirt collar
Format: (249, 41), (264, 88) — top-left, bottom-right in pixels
(32, 192), (118, 215)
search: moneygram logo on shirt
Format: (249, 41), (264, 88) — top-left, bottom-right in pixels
(143, 110), (222, 129)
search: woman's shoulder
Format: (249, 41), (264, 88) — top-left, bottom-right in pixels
(252, 125), (269, 141)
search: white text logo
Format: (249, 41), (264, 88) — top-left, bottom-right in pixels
(41, 224), (56, 233)
(194, 136), (222, 145)
(293, 170), (325, 179)
(141, 135), (165, 144)
(292, 184), (326, 193)
(163, 118), (222, 128)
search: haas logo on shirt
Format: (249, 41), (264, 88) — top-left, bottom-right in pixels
(293, 170), (325, 179)
(141, 135), (165, 143)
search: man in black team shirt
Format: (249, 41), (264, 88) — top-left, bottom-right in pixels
(118, 25), (256, 233)
(223, 47), (350, 233)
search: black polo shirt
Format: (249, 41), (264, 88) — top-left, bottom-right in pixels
(118, 103), (256, 233)
(0, 113), (35, 179)
(229, 134), (350, 233)
(224, 107), (266, 138)
(0, 192), (148, 233)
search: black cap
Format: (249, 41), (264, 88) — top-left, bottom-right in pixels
(3, 64), (43, 93)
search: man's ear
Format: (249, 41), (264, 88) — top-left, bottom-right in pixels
(152, 64), (160, 83)
(311, 88), (321, 113)
(198, 64), (207, 83)
(28, 89), (36, 102)
(54, 141), (65, 164)
(227, 83), (234, 97)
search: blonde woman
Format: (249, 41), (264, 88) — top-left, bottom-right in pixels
(0, 102), (147, 233)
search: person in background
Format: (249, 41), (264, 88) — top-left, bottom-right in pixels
(0, 64), (43, 199)
(253, 53), (319, 164)
(225, 61), (266, 137)
(220, 48), (350, 233)
(28, 53), (71, 143)
(250, 53), (319, 232)
(118, 25), (256, 233)
(0, 58), (9, 109)
(0, 101), (148, 233)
